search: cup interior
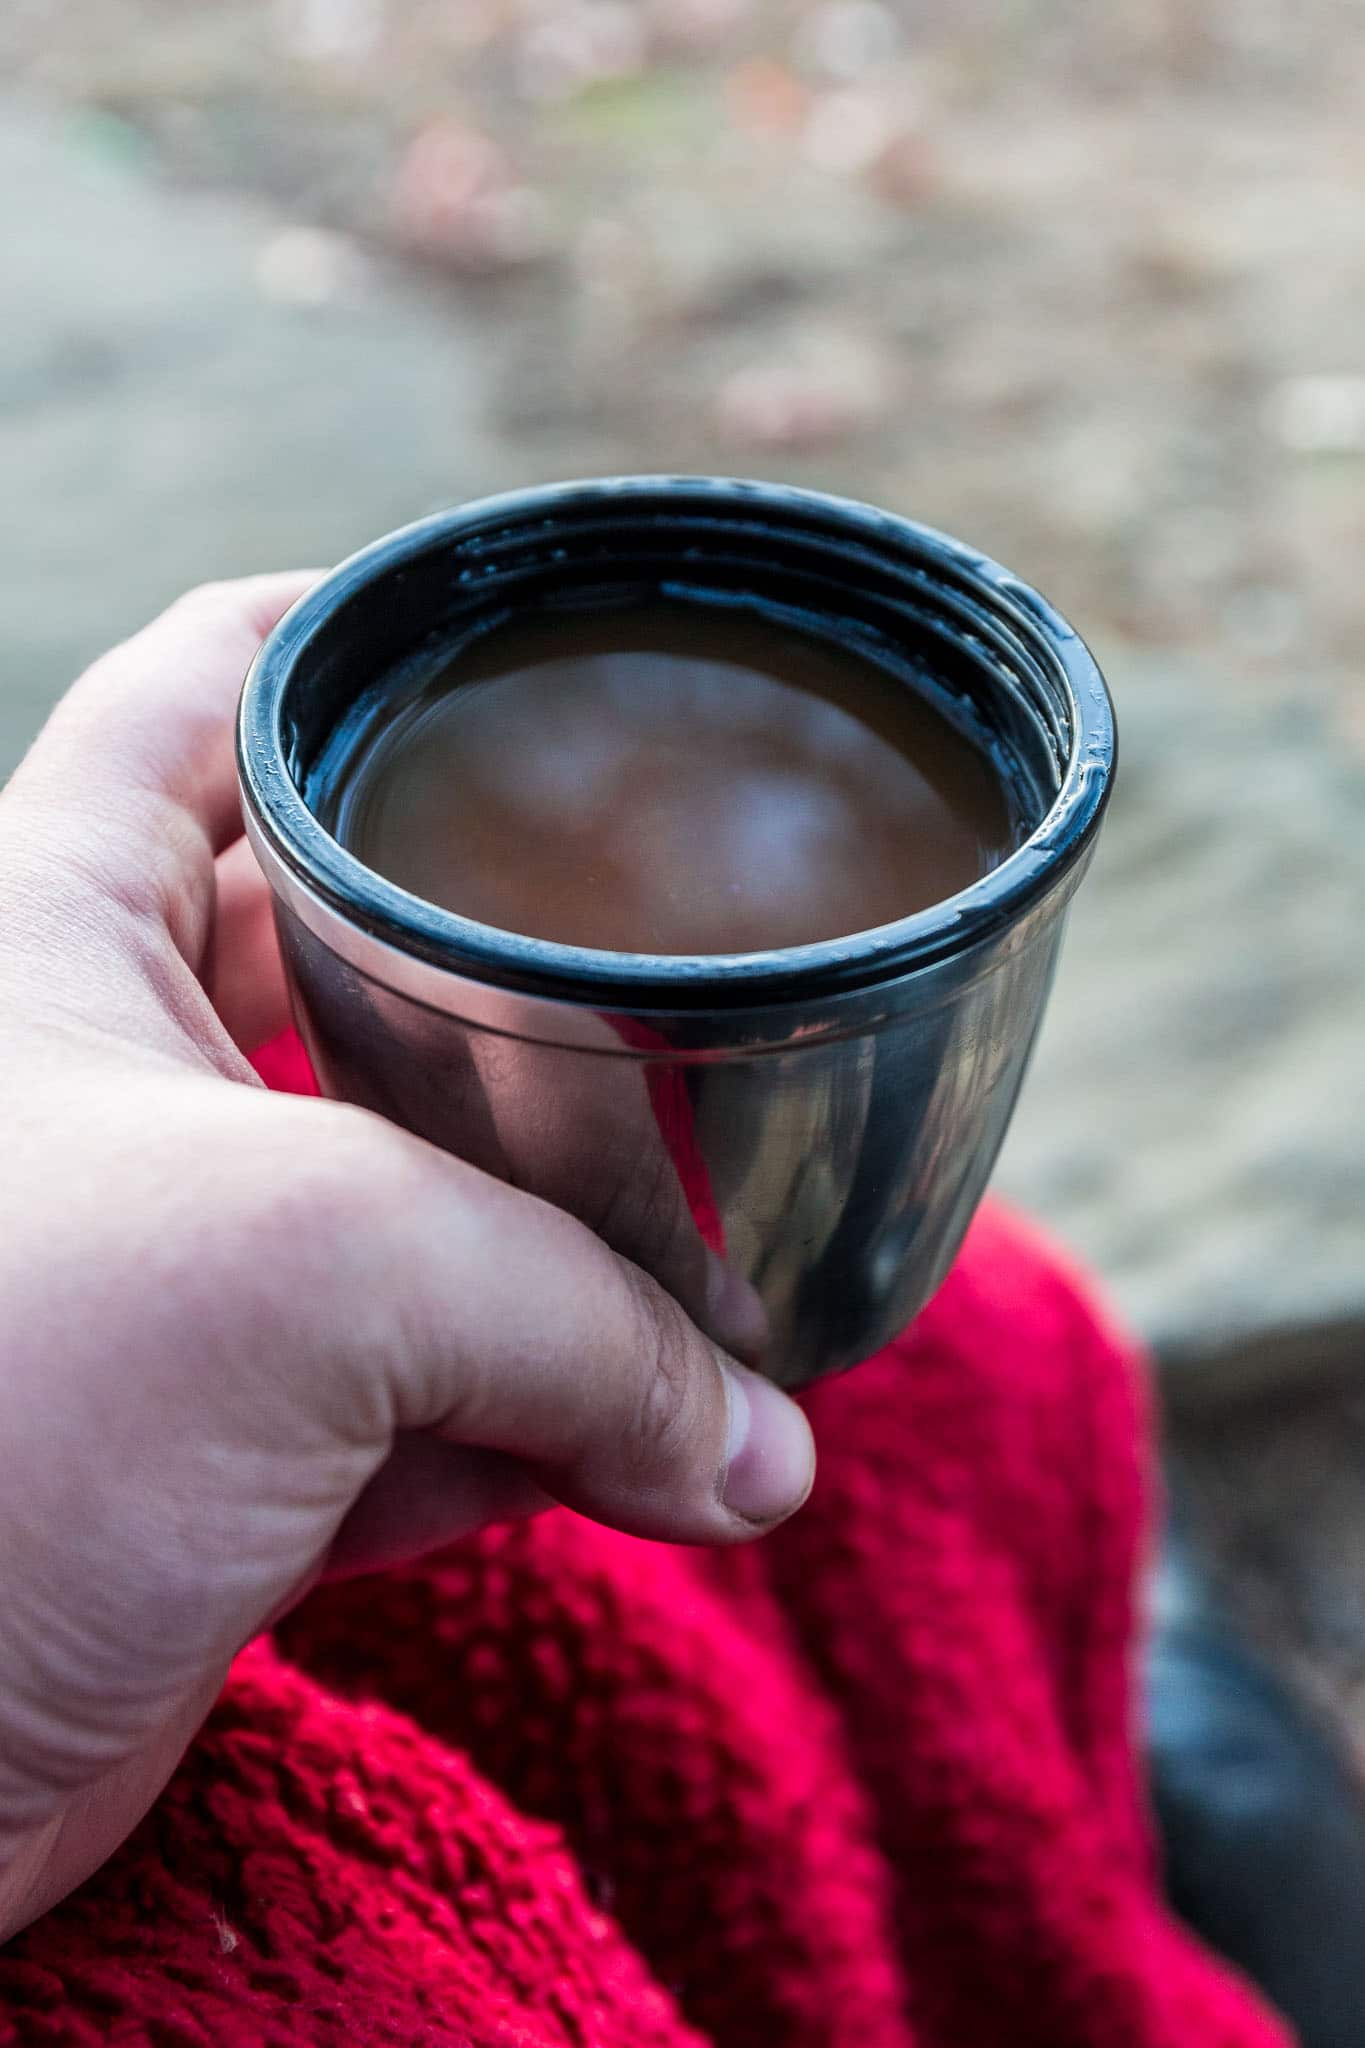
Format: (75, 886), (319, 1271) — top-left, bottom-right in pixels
(289, 497), (1064, 837)
(239, 479), (1113, 1006)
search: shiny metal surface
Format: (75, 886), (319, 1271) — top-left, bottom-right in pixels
(239, 478), (1114, 1387)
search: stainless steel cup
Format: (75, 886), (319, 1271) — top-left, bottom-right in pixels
(238, 478), (1115, 1387)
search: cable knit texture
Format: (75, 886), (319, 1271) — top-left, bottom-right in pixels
(0, 1033), (1289, 2047)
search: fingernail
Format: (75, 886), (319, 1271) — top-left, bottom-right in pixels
(720, 1363), (815, 1525)
(704, 1251), (771, 1365)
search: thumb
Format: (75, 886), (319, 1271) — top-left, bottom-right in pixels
(292, 1103), (816, 1546)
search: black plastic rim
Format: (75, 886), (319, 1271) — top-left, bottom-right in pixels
(237, 477), (1116, 1011)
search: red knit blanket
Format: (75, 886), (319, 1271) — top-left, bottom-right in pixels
(0, 1035), (1289, 2047)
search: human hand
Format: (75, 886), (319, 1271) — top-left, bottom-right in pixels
(0, 577), (815, 1941)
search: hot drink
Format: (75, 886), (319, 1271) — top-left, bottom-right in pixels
(326, 600), (1013, 955)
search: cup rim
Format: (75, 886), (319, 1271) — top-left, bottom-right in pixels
(237, 477), (1115, 1011)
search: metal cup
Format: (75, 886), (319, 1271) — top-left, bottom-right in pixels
(238, 478), (1115, 1387)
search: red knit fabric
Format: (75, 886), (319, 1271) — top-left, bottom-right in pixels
(0, 1034), (1289, 2048)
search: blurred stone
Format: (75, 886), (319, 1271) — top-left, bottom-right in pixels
(389, 121), (550, 272)
(794, 2), (900, 83)
(801, 89), (894, 177)
(1265, 375), (1365, 455)
(1218, 583), (1302, 660)
(1046, 415), (1155, 535)
(869, 123), (938, 208)
(276, 0), (383, 66)
(573, 214), (646, 291)
(516, 2), (647, 104)
(565, 214), (660, 379)
(255, 225), (364, 305)
(648, 0), (754, 58)
(714, 340), (888, 448)
(1124, 220), (1227, 300)
(409, 1), (502, 60)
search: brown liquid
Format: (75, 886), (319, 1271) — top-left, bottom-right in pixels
(330, 602), (1013, 954)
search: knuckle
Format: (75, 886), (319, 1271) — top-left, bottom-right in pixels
(619, 1271), (705, 1484)
(218, 1108), (406, 1437)
(169, 577), (236, 619)
(246, 1104), (384, 1245)
(162, 578), (264, 647)
(595, 1145), (699, 1297)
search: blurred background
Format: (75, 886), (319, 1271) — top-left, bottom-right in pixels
(2, 2), (1364, 1733)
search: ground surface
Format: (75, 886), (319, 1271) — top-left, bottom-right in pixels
(3, 3), (1364, 1742)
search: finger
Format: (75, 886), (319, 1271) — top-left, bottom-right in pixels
(4, 575), (320, 973)
(467, 1030), (771, 1363)
(287, 1110), (815, 1545)
(334, 999), (770, 1365)
(324, 1438), (550, 1579)
(18, 573), (320, 847)
(208, 834), (292, 1053)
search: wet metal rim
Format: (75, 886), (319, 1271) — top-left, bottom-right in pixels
(237, 477), (1116, 1013)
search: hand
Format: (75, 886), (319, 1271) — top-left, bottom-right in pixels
(0, 578), (815, 1941)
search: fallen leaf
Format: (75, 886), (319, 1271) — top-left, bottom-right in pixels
(725, 57), (810, 139)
